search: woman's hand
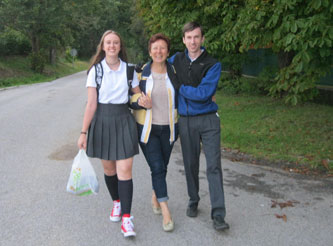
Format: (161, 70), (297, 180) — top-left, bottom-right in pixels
(138, 92), (152, 109)
(77, 133), (87, 150)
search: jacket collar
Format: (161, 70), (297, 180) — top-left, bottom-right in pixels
(185, 47), (206, 62)
(142, 60), (174, 78)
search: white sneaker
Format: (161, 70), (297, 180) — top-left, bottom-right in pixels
(110, 200), (121, 222)
(121, 216), (136, 237)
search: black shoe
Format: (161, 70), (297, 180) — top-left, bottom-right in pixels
(213, 216), (230, 231)
(186, 205), (198, 217)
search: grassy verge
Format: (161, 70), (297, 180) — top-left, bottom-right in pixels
(0, 56), (88, 88)
(216, 91), (333, 174)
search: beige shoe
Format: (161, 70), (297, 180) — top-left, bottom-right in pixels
(163, 219), (174, 232)
(152, 205), (162, 215)
(151, 193), (162, 215)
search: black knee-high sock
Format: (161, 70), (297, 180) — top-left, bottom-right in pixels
(118, 179), (133, 215)
(104, 174), (119, 201)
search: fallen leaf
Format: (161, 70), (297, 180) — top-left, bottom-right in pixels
(321, 159), (329, 170)
(275, 214), (287, 222)
(279, 201), (294, 209)
(271, 200), (299, 209)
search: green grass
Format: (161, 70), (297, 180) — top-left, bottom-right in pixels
(216, 91), (333, 173)
(0, 56), (88, 88)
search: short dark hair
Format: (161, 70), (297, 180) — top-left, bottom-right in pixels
(148, 33), (170, 52)
(182, 22), (204, 37)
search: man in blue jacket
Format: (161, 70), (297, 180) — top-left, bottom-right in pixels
(169, 21), (229, 231)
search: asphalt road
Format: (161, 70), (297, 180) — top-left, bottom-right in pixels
(1, 72), (332, 246)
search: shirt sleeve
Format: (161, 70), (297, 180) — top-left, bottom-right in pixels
(179, 62), (221, 101)
(86, 67), (97, 88)
(132, 70), (139, 88)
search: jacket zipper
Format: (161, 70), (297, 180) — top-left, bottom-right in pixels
(186, 61), (192, 116)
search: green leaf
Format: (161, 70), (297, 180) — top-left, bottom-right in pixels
(285, 34), (294, 45)
(273, 15), (279, 25)
(329, 28), (333, 39)
(313, 0), (322, 10)
(303, 51), (311, 63)
(310, 39), (318, 48)
(273, 30), (281, 40)
(326, 38), (332, 47)
(295, 62), (303, 73)
(285, 21), (290, 31)
(319, 48), (328, 57)
(291, 22), (297, 33)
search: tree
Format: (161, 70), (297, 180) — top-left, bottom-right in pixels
(69, 0), (147, 62)
(232, 0), (333, 104)
(0, 0), (147, 69)
(0, 0), (73, 71)
(136, 0), (333, 104)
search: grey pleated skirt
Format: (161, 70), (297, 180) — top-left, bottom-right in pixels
(86, 103), (139, 160)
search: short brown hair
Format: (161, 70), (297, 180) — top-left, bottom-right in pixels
(182, 22), (204, 37)
(148, 33), (170, 52)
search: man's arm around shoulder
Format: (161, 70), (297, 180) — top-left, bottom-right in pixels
(179, 62), (221, 101)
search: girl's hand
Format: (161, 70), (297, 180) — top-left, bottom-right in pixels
(77, 133), (87, 150)
(138, 92), (152, 109)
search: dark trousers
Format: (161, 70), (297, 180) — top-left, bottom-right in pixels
(138, 124), (177, 202)
(179, 113), (226, 219)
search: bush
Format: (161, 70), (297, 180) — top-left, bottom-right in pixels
(219, 73), (269, 95)
(0, 28), (31, 56)
(29, 52), (46, 73)
(256, 66), (279, 93)
(313, 89), (333, 105)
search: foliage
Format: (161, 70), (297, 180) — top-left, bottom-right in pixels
(68, 0), (147, 62)
(219, 71), (273, 95)
(0, 27), (31, 55)
(28, 52), (46, 73)
(64, 47), (76, 63)
(0, 0), (73, 51)
(236, 0), (333, 105)
(0, 0), (73, 69)
(136, 0), (333, 105)
(0, 0), (147, 67)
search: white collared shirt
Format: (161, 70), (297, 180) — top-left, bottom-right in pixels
(86, 58), (139, 104)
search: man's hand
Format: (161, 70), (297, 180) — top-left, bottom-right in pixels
(212, 95), (216, 102)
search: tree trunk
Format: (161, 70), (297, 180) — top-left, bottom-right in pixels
(30, 34), (40, 54)
(49, 48), (56, 64)
(277, 51), (295, 69)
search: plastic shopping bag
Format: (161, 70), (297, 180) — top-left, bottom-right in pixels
(66, 149), (99, 196)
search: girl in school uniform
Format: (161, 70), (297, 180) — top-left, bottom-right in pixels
(77, 30), (140, 237)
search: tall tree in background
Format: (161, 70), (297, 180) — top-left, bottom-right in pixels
(136, 0), (333, 104)
(0, 0), (73, 71)
(231, 0), (333, 104)
(137, 0), (248, 76)
(0, 0), (147, 70)
(69, 0), (147, 63)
